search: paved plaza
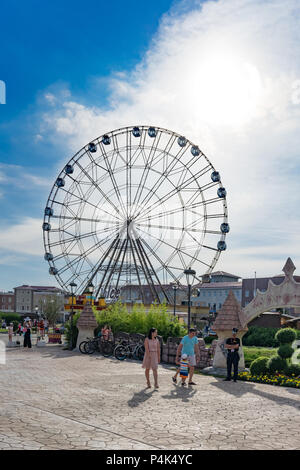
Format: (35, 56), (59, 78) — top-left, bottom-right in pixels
(0, 340), (300, 450)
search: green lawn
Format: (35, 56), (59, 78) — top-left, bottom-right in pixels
(243, 346), (277, 367)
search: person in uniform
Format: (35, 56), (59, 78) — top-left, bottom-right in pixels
(224, 328), (240, 382)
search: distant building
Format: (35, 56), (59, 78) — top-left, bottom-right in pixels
(191, 271), (242, 312)
(205, 271), (241, 283)
(0, 291), (15, 312)
(14, 285), (67, 318)
(119, 284), (187, 305)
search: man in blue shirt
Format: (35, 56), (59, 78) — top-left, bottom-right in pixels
(173, 328), (200, 385)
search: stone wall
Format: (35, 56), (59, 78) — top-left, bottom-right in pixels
(161, 337), (217, 369)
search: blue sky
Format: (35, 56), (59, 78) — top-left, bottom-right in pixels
(0, 0), (177, 289)
(1, 0), (300, 293)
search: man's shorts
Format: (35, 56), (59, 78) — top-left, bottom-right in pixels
(187, 354), (196, 366)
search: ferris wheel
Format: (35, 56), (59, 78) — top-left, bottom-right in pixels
(43, 125), (229, 303)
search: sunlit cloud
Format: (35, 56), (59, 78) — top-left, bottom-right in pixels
(3, 0), (300, 281)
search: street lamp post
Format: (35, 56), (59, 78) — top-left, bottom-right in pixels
(35, 306), (39, 343)
(184, 268), (196, 330)
(172, 284), (179, 317)
(69, 282), (77, 350)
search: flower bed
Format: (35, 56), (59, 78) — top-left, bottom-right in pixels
(238, 371), (300, 389)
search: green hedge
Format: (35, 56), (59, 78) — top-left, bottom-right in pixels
(242, 326), (300, 347)
(64, 302), (187, 348)
(0, 312), (21, 323)
(93, 302), (187, 342)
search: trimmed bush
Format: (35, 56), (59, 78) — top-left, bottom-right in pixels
(285, 364), (300, 377)
(278, 343), (294, 359)
(267, 355), (287, 374)
(249, 357), (269, 376)
(275, 328), (296, 344)
(242, 326), (280, 347)
(0, 312), (21, 323)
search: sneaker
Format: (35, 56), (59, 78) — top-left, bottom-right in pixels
(223, 378), (231, 381)
(172, 376), (177, 384)
(181, 382), (186, 386)
(188, 381), (197, 385)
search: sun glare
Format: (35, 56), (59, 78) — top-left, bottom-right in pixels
(194, 52), (263, 127)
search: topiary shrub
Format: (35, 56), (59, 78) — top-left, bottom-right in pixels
(250, 357), (269, 376)
(267, 355), (287, 374)
(278, 343), (294, 359)
(275, 328), (296, 345)
(285, 364), (300, 377)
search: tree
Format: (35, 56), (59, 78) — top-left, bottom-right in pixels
(38, 295), (64, 327)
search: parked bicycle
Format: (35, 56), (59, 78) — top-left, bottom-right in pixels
(114, 341), (145, 361)
(79, 336), (114, 357)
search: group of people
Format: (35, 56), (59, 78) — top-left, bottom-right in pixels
(142, 327), (241, 388)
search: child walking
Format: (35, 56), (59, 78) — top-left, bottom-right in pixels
(179, 353), (189, 386)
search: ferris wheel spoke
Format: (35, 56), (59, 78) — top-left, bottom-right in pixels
(136, 164), (213, 220)
(48, 224), (120, 249)
(130, 136), (184, 220)
(99, 141), (128, 218)
(51, 227), (122, 276)
(75, 160), (123, 218)
(136, 234), (178, 283)
(51, 214), (121, 227)
(133, 142), (196, 219)
(136, 196), (222, 225)
(57, 187), (123, 222)
(135, 222), (211, 233)
(136, 225), (211, 269)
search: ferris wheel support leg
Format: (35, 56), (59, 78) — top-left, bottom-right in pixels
(128, 237), (146, 305)
(130, 236), (160, 304)
(94, 236), (122, 299)
(86, 235), (120, 297)
(136, 238), (171, 305)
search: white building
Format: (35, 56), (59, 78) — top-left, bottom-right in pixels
(191, 271), (242, 312)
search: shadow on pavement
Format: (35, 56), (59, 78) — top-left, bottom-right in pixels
(161, 383), (197, 403)
(128, 387), (156, 408)
(211, 378), (300, 410)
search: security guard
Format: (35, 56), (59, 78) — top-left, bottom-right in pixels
(224, 328), (240, 382)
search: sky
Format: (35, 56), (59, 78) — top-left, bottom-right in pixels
(0, 0), (300, 292)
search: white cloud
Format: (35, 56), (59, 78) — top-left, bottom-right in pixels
(4, 0), (300, 281)
(0, 217), (43, 256)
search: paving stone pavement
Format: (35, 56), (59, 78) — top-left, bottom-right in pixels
(0, 344), (300, 450)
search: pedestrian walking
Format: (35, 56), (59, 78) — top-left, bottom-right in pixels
(173, 328), (200, 385)
(224, 328), (240, 382)
(142, 327), (160, 389)
(23, 321), (32, 349)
